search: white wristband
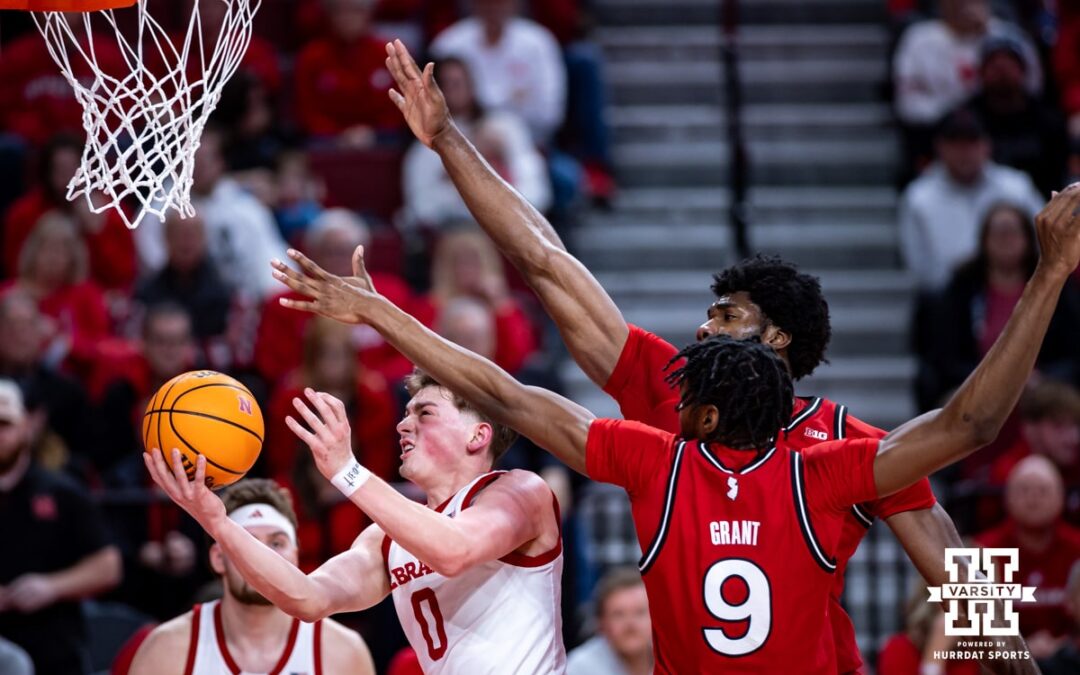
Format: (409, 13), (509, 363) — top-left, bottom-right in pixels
(330, 459), (371, 497)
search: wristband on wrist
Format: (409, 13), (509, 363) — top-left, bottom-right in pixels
(331, 459), (371, 497)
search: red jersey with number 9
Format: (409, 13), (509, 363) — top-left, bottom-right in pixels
(604, 324), (937, 672)
(587, 419), (880, 673)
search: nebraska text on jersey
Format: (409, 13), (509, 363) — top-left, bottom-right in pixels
(382, 471), (566, 674)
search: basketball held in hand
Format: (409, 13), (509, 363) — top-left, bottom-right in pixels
(143, 371), (264, 488)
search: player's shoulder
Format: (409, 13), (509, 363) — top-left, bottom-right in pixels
(129, 612), (194, 674)
(801, 395), (885, 440)
(798, 437), (880, 462)
(319, 618), (374, 673)
(474, 470), (552, 509)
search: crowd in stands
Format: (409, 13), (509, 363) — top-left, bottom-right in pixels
(890, 0), (1080, 671)
(2, 0), (1080, 672)
(0, 0), (611, 672)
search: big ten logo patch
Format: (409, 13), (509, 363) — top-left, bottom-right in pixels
(928, 548), (1037, 636)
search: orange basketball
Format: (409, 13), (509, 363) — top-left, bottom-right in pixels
(142, 371), (264, 489)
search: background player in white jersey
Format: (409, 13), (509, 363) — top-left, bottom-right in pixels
(143, 373), (566, 674)
(128, 478), (374, 675)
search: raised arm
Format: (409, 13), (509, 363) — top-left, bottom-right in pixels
(143, 449), (390, 622)
(271, 248), (595, 474)
(873, 186), (1080, 496)
(286, 390), (559, 577)
(385, 39), (628, 386)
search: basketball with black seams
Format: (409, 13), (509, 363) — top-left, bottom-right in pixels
(142, 371), (264, 488)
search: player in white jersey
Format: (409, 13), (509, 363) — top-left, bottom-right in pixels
(144, 371), (566, 674)
(128, 479), (374, 675)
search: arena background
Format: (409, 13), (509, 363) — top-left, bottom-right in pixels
(0, 0), (1079, 673)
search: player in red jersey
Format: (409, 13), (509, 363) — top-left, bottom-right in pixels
(374, 38), (1029, 674)
(270, 180), (1080, 672)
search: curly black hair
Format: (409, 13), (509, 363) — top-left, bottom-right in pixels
(665, 336), (794, 450)
(710, 255), (831, 381)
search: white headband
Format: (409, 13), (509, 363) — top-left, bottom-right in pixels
(228, 503), (297, 546)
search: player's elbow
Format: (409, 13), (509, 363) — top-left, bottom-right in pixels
(288, 596), (332, 623)
(940, 405), (1001, 452)
(281, 581), (334, 623)
(427, 540), (473, 578)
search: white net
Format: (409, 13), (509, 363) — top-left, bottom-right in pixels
(32, 0), (261, 228)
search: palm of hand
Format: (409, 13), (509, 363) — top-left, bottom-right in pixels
(402, 80), (447, 147)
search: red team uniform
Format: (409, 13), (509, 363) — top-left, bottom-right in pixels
(600, 325), (937, 672)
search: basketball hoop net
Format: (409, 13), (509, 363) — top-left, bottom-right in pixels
(18, 0), (261, 228)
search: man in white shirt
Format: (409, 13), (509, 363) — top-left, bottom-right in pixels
(134, 129), (289, 301)
(430, 0), (566, 145)
(567, 568), (653, 675)
(189, 128), (290, 300)
(899, 109), (1044, 290)
(893, 0), (1042, 128)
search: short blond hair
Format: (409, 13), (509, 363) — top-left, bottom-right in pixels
(404, 369), (518, 466)
(17, 211), (89, 285)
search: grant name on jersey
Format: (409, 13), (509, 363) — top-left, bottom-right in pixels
(709, 520), (761, 546)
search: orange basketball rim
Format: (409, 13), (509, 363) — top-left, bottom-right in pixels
(0, 0), (136, 9)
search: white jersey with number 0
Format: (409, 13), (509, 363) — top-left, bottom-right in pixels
(184, 599), (322, 675)
(384, 471), (566, 674)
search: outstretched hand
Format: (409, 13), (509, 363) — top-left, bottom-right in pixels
(143, 448), (227, 535)
(1035, 183), (1080, 276)
(285, 388), (357, 484)
(385, 38), (452, 147)
(271, 246), (380, 324)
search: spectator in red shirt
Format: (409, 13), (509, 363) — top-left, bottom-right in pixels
(266, 315), (398, 478)
(990, 380), (1080, 486)
(293, 0), (402, 144)
(2, 135), (136, 290)
(414, 227), (538, 375)
(255, 208), (414, 387)
(1054, 0), (1080, 134)
(977, 455), (1080, 659)
(6, 212), (110, 380)
(0, 20), (126, 146)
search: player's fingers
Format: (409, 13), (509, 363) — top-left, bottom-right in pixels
(389, 88), (406, 110)
(285, 415), (319, 449)
(352, 245), (374, 287)
(384, 43), (408, 85)
(171, 449), (195, 499)
(272, 269), (322, 300)
(143, 451), (169, 492)
(385, 40), (410, 80)
(322, 392), (348, 425)
(271, 260), (323, 296)
(395, 39), (423, 81)
(287, 248), (333, 282)
(304, 388), (337, 428)
(279, 297), (321, 314)
(292, 396), (325, 432)
(150, 448), (181, 493)
(194, 453), (206, 490)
